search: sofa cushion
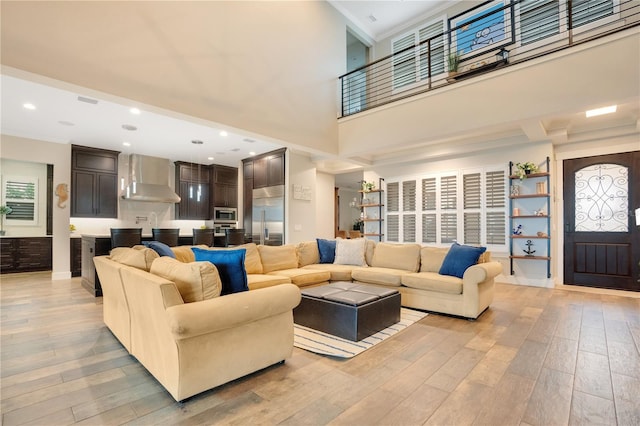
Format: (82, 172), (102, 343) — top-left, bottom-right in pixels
(258, 245), (298, 273)
(297, 241), (320, 267)
(334, 238), (367, 266)
(247, 274), (291, 290)
(171, 245), (209, 263)
(235, 243), (263, 274)
(351, 266), (408, 287)
(439, 243), (487, 279)
(401, 272), (463, 295)
(420, 246), (450, 272)
(316, 238), (337, 264)
(144, 241), (176, 258)
(110, 246), (159, 271)
(302, 264), (354, 281)
(267, 268), (330, 287)
(364, 239), (376, 266)
(150, 257), (222, 302)
(371, 243), (421, 272)
(192, 247), (249, 295)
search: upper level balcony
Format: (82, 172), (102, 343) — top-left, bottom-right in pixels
(335, 0), (639, 169)
(339, 0), (639, 118)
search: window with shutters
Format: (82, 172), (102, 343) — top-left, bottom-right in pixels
(386, 166), (507, 249)
(516, 0), (618, 48)
(391, 17), (446, 91)
(3, 176), (38, 225)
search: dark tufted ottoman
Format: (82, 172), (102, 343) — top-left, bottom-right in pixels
(293, 281), (401, 341)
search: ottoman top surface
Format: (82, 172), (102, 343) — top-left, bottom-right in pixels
(301, 281), (398, 306)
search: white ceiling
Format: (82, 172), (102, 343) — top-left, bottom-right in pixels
(330, 0), (456, 41)
(0, 73), (283, 167)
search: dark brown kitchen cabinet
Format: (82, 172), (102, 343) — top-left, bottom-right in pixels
(175, 161), (211, 220)
(81, 236), (112, 296)
(243, 162), (254, 232)
(70, 237), (82, 277)
(0, 237), (52, 273)
(252, 149), (285, 188)
(71, 145), (119, 218)
(212, 165), (238, 208)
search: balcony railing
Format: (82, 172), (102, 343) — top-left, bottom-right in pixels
(339, 0), (639, 118)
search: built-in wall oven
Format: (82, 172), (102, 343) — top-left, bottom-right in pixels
(214, 222), (237, 236)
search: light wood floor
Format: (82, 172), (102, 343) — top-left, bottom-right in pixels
(1, 273), (639, 426)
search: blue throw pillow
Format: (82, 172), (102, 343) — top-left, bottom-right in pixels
(192, 247), (248, 295)
(144, 241), (176, 258)
(439, 243), (487, 279)
(316, 238), (337, 264)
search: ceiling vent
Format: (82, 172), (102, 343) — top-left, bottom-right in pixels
(77, 96), (98, 104)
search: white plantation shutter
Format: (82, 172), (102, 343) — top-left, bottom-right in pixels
(4, 178), (37, 223)
(422, 213), (437, 243)
(404, 214), (416, 242)
(441, 213), (458, 243)
(520, 0), (560, 45)
(572, 0), (614, 26)
(392, 33), (417, 89)
(419, 20), (446, 80)
(486, 170), (506, 245)
(388, 167), (506, 247)
(387, 182), (399, 212)
(387, 215), (399, 242)
(422, 178), (436, 210)
(441, 175), (457, 210)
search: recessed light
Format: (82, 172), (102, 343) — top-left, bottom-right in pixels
(130, 107), (141, 115)
(191, 140), (204, 145)
(23, 103), (36, 110)
(586, 105), (617, 118)
(122, 124), (137, 131)
(249, 151), (256, 156)
(207, 156), (214, 161)
(219, 131), (228, 137)
(123, 142), (131, 147)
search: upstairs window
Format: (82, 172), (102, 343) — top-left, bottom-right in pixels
(392, 18), (446, 90)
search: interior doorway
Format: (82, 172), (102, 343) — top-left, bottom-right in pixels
(563, 151), (639, 291)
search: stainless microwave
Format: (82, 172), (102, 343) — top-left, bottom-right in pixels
(213, 207), (237, 223)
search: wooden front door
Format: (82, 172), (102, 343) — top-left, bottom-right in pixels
(563, 151), (639, 291)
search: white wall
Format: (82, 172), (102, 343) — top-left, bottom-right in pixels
(287, 151), (318, 244)
(315, 172), (336, 240)
(1, 135), (71, 279)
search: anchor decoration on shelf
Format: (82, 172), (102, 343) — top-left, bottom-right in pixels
(523, 240), (536, 257)
(512, 224), (523, 235)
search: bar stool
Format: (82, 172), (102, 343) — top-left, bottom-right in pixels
(151, 228), (180, 247)
(192, 228), (215, 246)
(110, 228), (142, 248)
(225, 228), (246, 247)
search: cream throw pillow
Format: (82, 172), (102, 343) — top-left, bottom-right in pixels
(334, 238), (367, 266)
(150, 257), (222, 303)
(110, 246), (159, 271)
(297, 241), (320, 267)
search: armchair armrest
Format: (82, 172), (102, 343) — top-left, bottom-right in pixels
(165, 283), (301, 340)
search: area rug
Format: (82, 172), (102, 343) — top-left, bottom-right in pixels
(293, 308), (428, 358)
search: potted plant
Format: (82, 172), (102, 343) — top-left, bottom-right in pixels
(0, 205), (12, 236)
(361, 181), (375, 192)
(447, 50), (461, 82)
(515, 162), (539, 180)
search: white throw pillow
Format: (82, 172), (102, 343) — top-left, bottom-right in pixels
(333, 238), (367, 266)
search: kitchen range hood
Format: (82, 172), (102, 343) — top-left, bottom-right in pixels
(121, 154), (181, 203)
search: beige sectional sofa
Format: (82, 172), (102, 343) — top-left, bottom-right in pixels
(180, 240), (501, 319)
(94, 248), (301, 402)
(93, 239), (501, 400)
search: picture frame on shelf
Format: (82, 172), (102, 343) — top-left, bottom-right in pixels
(449, 0), (514, 60)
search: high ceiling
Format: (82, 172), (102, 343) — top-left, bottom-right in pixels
(1, 1), (638, 174)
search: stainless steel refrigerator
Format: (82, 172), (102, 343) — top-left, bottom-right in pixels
(252, 185), (285, 246)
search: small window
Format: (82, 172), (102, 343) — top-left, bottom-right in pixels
(3, 176), (38, 225)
